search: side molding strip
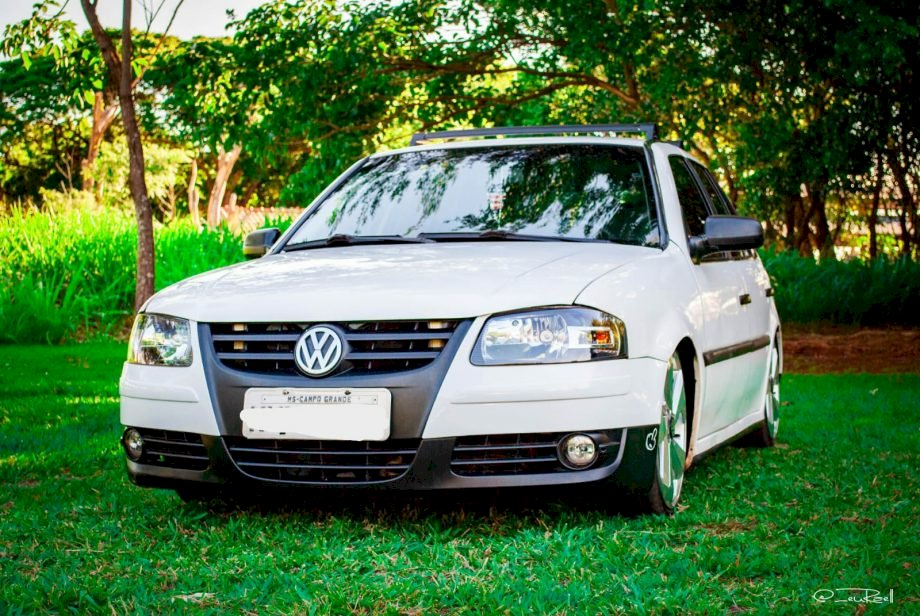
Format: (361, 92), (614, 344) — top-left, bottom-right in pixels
(703, 335), (771, 366)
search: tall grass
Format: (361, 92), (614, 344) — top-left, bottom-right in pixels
(1, 206), (917, 343)
(760, 249), (920, 326)
(0, 207), (254, 343)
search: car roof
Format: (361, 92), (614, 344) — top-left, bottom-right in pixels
(373, 136), (661, 159)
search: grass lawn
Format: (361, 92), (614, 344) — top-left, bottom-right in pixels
(0, 342), (917, 614)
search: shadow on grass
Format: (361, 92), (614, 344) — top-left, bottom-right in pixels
(175, 482), (659, 522)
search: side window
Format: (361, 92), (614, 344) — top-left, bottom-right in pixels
(669, 156), (710, 237)
(689, 161), (731, 216)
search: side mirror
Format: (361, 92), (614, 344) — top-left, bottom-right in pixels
(243, 227), (281, 259)
(689, 216), (764, 259)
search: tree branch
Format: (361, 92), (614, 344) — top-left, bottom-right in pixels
(132, 0), (185, 88)
(80, 0), (122, 85)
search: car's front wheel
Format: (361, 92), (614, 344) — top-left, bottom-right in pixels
(646, 352), (688, 515)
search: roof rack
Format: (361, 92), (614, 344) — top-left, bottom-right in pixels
(409, 123), (658, 146)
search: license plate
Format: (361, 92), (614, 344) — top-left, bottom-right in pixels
(240, 387), (391, 441)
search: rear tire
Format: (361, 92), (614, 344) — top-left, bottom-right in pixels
(742, 338), (781, 448)
(645, 352), (688, 515)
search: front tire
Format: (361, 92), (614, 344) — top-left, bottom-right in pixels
(646, 352), (688, 515)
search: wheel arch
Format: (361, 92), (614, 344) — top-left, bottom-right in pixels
(675, 336), (701, 469)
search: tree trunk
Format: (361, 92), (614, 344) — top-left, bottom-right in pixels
(206, 143), (242, 228)
(81, 0), (155, 310)
(80, 91), (118, 194)
(784, 196), (798, 251)
(869, 156), (883, 260)
(188, 158), (200, 228)
(888, 149), (916, 258)
(814, 196), (832, 259)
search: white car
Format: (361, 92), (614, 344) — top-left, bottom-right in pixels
(120, 124), (781, 514)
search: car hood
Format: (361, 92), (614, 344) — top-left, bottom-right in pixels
(145, 242), (655, 322)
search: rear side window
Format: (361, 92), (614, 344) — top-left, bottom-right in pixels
(669, 156), (710, 237)
(690, 161), (732, 215)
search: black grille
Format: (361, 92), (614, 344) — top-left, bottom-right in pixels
(451, 432), (620, 477)
(209, 320), (460, 376)
(134, 429), (209, 471)
(224, 438), (420, 483)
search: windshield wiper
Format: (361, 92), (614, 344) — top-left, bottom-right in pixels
(282, 234), (434, 252)
(418, 230), (608, 243)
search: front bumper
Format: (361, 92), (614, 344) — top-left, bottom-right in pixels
(124, 426), (659, 493)
(120, 316), (668, 494)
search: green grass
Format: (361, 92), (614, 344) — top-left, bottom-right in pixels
(0, 344), (917, 613)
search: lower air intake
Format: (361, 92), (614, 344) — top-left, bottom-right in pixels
(224, 438), (421, 484)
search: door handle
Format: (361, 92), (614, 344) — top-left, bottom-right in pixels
(739, 293), (752, 306)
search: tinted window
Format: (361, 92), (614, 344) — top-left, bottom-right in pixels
(669, 156), (710, 237)
(690, 161), (731, 215)
(286, 145), (659, 246)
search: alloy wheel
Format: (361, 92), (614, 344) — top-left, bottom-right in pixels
(765, 344), (781, 439)
(657, 353), (688, 509)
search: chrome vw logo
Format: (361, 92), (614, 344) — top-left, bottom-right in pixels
(294, 325), (344, 376)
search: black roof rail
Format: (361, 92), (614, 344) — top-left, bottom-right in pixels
(409, 123), (658, 146)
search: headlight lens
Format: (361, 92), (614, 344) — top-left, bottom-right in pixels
(471, 307), (627, 366)
(127, 313), (193, 366)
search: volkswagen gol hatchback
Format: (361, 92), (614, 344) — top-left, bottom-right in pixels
(121, 124), (781, 514)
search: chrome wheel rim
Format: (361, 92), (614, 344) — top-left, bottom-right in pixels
(658, 354), (687, 508)
(765, 344), (780, 438)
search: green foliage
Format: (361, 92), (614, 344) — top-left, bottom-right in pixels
(94, 139), (191, 214)
(0, 27), (110, 201)
(761, 249), (920, 326)
(1, 344), (917, 612)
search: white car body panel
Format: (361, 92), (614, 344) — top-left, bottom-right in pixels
(144, 242), (656, 325)
(693, 410), (764, 455)
(119, 324), (220, 436)
(423, 316), (668, 438)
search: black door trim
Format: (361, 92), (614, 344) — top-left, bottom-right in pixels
(703, 335), (771, 366)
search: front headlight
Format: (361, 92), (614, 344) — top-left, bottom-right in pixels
(127, 313), (193, 366)
(471, 307), (627, 366)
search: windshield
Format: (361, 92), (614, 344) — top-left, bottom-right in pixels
(284, 144), (659, 247)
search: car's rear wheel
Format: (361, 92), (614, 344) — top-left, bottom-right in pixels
(744, 338), (781, 448)
(646, 352), (688, 515)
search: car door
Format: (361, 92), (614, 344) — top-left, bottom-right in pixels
(668, 156), (755, 437)
(689, 161), (773, 416)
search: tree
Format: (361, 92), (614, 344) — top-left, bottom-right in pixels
(79, 0), (157, 308)
(0, 31), (112, 200)
(3, 0), (186, 305)
(371, 0), (917, 257)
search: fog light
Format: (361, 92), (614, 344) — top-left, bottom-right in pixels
(123, 428), (144, 461)
(560, 434), (598, 468)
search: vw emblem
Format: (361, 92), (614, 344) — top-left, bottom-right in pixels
(294, 325), (344, 377)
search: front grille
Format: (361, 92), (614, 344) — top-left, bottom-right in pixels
(135, 429), (209, 471)
(451, 432), (621, 477)
(209, 320), (461, 376)
(224, 438), (420, 483)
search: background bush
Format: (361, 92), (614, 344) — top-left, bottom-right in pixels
(761, 250), (920, 327)
(0, 206), (916, 344)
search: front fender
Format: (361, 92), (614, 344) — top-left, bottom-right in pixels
(575, 245), (704, 363)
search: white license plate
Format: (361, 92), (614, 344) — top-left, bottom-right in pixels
(240, 387), (391, 441)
